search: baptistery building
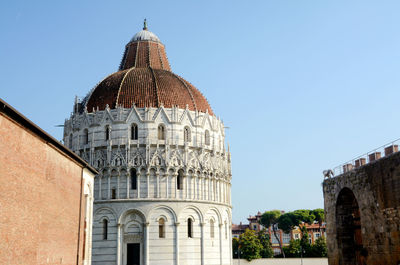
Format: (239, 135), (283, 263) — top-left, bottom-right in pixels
(63, 21), (232, 265)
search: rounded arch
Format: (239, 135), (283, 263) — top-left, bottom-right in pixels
(94, 207), (118, 222)
(177, 205), (204, 223)
(336, 187), (365, 264)
(131, 123), (138, 140)
(158, 123), (166, 140)
(205, 207), (222, 224)
(184, 126), (191, 142)
(148, 205), (178, 223)
(118, 208), (147, 225)
(83, 128), (89, 144)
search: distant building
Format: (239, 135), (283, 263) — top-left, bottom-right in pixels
(232, 222), (249, 239)
(233, 211), (326, 256)
(0, 99), (96, 265)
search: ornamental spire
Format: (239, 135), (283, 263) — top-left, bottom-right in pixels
(143, 19), (148, 30)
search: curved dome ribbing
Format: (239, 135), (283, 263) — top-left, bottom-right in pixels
(85, 27), (214, 116)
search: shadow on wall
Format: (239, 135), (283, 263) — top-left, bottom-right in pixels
(232, 258), (328, 265)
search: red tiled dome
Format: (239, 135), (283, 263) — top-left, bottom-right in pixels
(85, 25), (213, 116)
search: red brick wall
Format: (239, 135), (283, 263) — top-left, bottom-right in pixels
(0, 113), (85, 265)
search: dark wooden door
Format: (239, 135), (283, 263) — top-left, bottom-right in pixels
(127, 243), (140, 265)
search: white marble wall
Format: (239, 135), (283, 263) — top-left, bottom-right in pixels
(64, 106), (232, 265)
(92, 202), (232, 265)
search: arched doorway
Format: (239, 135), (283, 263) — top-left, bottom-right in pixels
(118, 210), (146, 265)
(336, 188), (366, 265)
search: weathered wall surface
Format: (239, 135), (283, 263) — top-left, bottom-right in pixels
(323, 151), (400, 265)
(232, 258), (328, 265)
(0, 113), (87, 265)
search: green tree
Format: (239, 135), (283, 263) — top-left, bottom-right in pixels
(309, 237), (327, 257)
(282, 239), (301, 257)
(260, 210), (285, 257)
(257, 229), (273, 258)
(232, 237), (239, 259)
(239, 229), (263, 261)
(311, 208), (325, 234)
(299, 226), (311, 256)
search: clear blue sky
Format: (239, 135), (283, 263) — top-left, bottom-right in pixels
(2, 1), (400, 223)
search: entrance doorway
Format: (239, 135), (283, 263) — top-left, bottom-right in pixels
(127, 243), (140, 265)
(336, 188), (365, 265)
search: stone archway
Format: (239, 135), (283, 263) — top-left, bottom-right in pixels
(336, 187), (365, 265)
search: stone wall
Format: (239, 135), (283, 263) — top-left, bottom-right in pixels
(323, 151), (400, 265)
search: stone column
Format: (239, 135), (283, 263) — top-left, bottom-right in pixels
(166, 173), (169, 198)
(126, 174), (129, 199)
(175, 222), (180, 265)
(156, 172), (160, 198)
(229, 224), (233, 265)
(185, 173), (188, 199)
(208, 177), (212, 201)
(137, 173), (141, 198)
(201, 222), (205, 265)
(193, 174), (197, 200)
(107, 175), (111, 199)
(117, 174), (120, 199)
(174, 172), (178, 198)
(117, 223), (123, 265)
(219, 223), (223, 265)
(99, 176), (102, 199)
(144, 222), (150, 265)
(146, 172), (150, 198)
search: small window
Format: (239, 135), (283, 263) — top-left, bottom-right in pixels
(159, 218), (165, 238)
(131, 123), (138, 140)
(225, 222), (228, 239)
(83, 129), (89, 144)
(69, 134), (73, 149)
(130, 168), (137, 190)
(111, 188), (116, 199)
(105, 126), (110, 141)
(177, 170), (183, 190)
(158, 124), (165, 140)
(184, 126), (191, 142)
(210, 219), (215, 238)
(188, 218), (193, 238)
(103, 219), (108, 240)
(205, 130), (210, 145)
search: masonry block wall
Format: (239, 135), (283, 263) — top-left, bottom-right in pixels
(0, 105), (95, 265)
(323, 151), (400, 265)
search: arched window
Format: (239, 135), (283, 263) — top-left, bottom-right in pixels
(130, 168), (137, 190)
(210, 219), (215, 238)
(158, 124), (165, 140)
(131, 123), (138, 140)
(111, 188), (116, 199)
(102, 219), (108, 240)
(69, 134), (73, 149)
(105, 126), (110, 141)
(188, 218), (193, 238)
(205, 130), (210, 145)
(177, 170), (183, 190)
(184, 126), (191, 142)
(159, 218), (165, 238)
(83, 129), (89, 144)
